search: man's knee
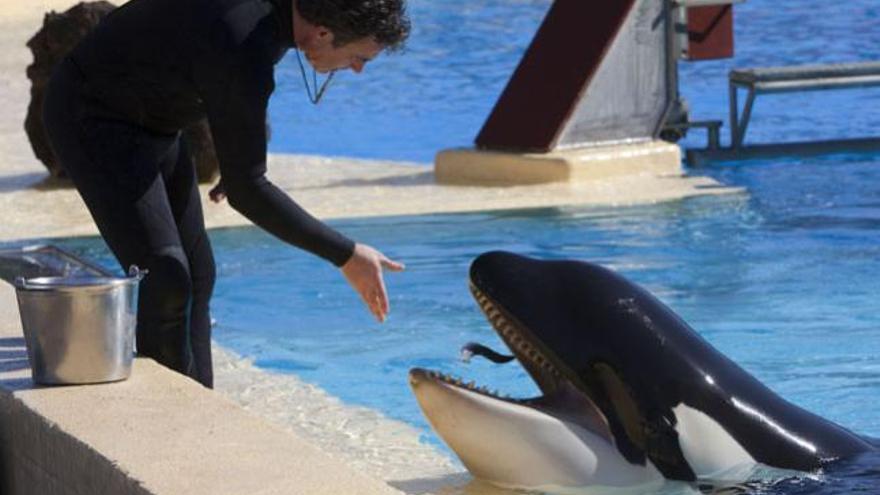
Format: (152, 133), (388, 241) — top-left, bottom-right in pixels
(190, 233), (216, 304)
(139, 246), (193, 316)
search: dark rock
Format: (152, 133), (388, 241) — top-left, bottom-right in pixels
(24, 1), (115, 179)
(25, 1), (220, 183)
(183, 121), (220, 184)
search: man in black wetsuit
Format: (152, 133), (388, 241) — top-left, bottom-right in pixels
(42, 0), (410, 388)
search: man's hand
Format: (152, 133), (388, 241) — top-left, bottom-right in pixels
(341, 243), (405, 322)
(209, 180), (226, 203)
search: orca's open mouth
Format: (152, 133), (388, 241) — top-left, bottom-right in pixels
(410, 283), (573, 405)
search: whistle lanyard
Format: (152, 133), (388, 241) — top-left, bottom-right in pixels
(295, 48), (335, 104)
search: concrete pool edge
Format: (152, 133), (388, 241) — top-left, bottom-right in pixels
(0, 282), (415, 495)
(211, 345), (466, 493)
(0, 152), (742, 243)
(435, 140), (682, 185)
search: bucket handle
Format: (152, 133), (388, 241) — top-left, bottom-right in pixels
(13, 266), (146, 289)
(128, 265), (148, 281)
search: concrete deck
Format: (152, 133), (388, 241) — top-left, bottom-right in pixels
(0, 284), (407, 495)
(0, 2), (740, 494)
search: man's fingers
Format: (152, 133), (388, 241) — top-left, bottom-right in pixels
(366, 297), (381, 321)
(360, 285), (387, 322)
(377, 286), (389, 316)
(371, 274), (389, 321)
(342, 244), (401, 323)
(369, 293), (385, 322)
(381, 257), (405, 272)
(208, 182), (227, 203)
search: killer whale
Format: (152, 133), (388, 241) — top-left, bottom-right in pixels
(409, 251), (872, 490)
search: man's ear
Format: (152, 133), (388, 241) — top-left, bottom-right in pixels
(314, 26), (335, 46)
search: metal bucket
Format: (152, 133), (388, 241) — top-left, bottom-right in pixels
(14, 266), (144, 385)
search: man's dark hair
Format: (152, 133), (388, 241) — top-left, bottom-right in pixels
(296, 0), (410, 50)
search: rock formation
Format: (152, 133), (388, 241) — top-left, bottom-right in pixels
(25, 1), (219, 183)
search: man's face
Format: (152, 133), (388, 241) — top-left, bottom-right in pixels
(303, 36), (384, 74)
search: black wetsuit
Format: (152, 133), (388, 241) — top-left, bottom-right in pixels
(42, 0), (355, 388)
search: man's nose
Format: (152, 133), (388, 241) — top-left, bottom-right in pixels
(350, 60), (365, 73)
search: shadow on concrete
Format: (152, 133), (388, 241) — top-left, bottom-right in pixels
(0, 172), (44, 193)
(32, 175), (74, 191)
(0, 172), (72, 194)
(0, 360), (29, 373)
(0, 338), (29, 374)
(388, 472), (472, 495)
(299, 170), (435, 190)
(0, 377), (34, 391)
(0, 350), (25, 359)
(0, 338), (25, 349)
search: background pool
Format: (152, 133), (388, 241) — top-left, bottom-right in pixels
(268, 0), (880, 162)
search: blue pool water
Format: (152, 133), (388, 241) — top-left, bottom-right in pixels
(268, 0), (880, 162)
(48, 0), (880, 493)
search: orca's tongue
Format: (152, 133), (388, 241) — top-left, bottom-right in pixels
(460, 342), (515, 364)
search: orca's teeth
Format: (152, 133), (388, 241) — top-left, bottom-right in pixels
(472, 287), (567, 392)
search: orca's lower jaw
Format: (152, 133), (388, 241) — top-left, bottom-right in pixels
(408, 367), (662, 489)
(409, 283), (611, 436)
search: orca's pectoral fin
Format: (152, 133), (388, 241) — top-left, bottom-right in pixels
(592, 361), (696, 481)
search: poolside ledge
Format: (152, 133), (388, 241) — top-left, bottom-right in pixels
(435, 140), (681, 185)
(0, 284), (402, 495)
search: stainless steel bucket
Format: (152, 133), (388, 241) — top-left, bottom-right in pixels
(14, 266), (144, 385)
